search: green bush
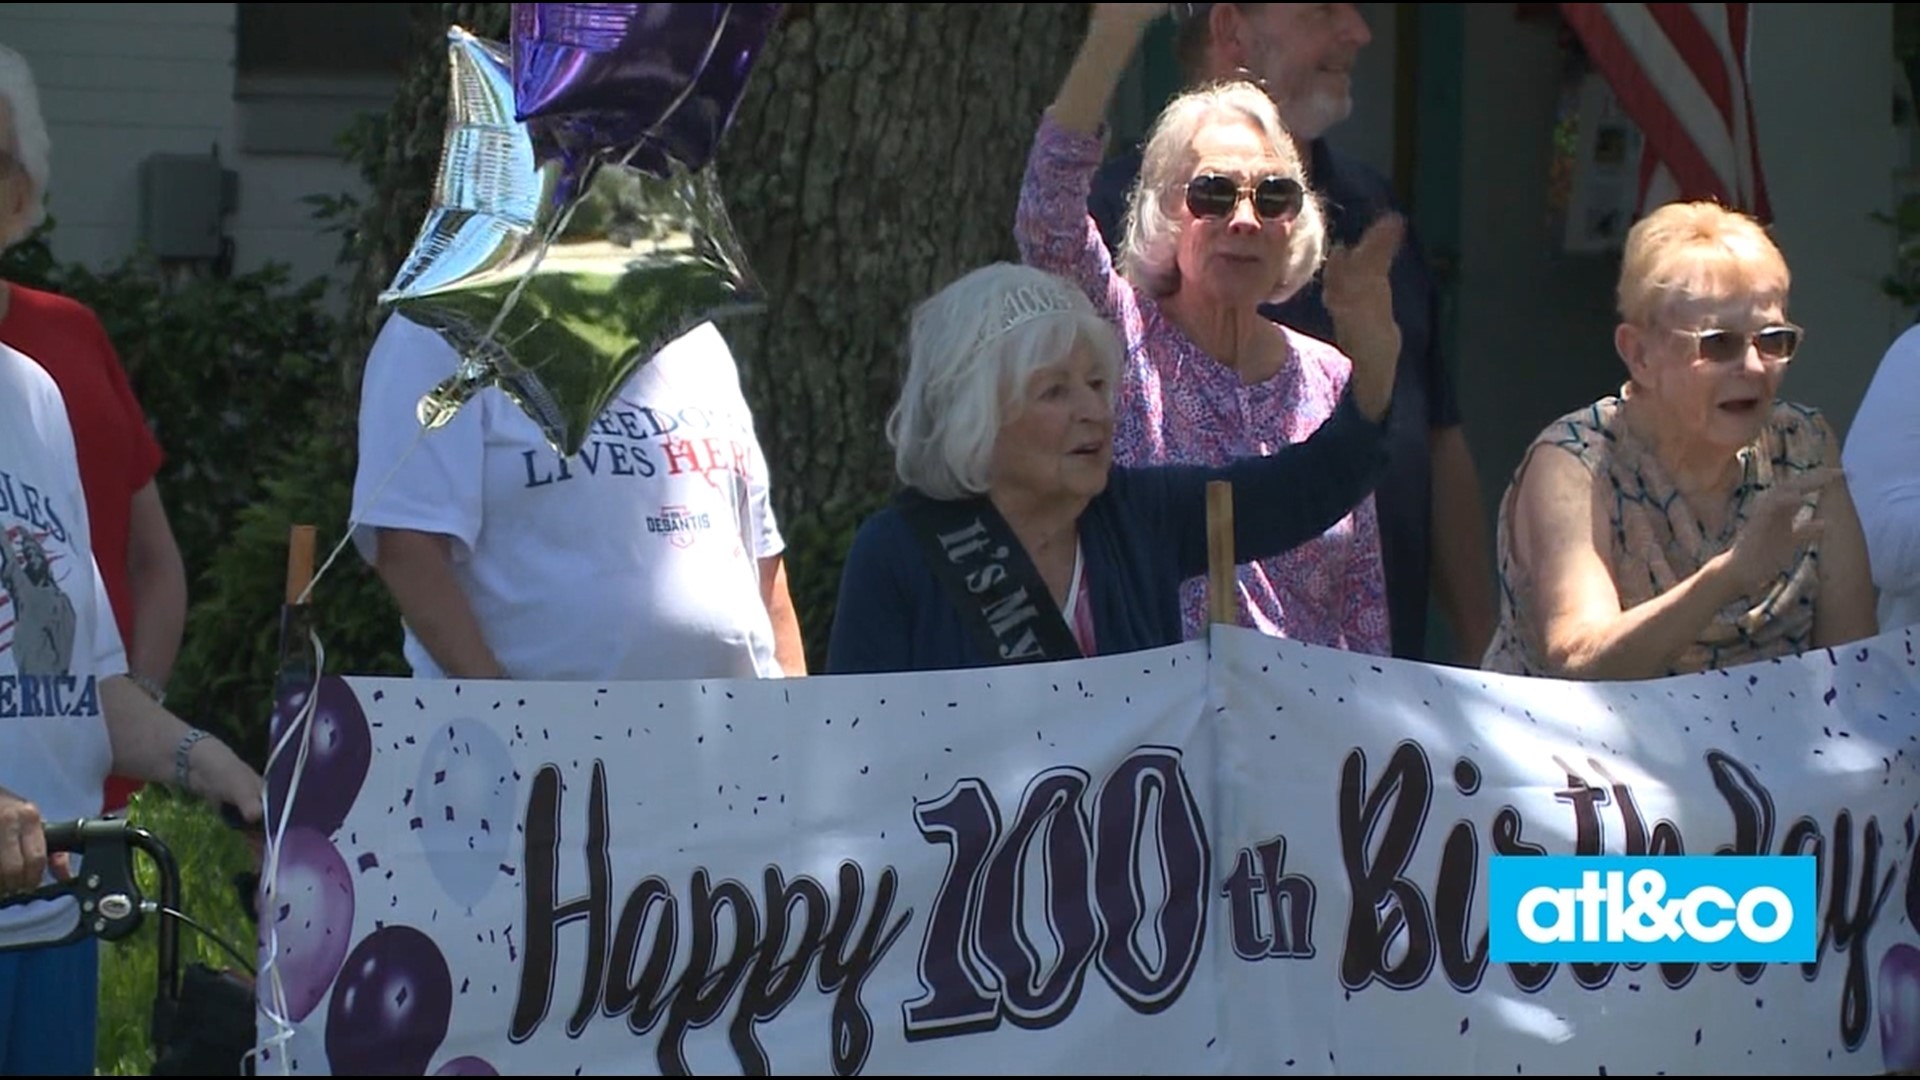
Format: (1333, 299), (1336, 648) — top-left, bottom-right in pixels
(2, 227), (334, 597)
(177, 410), (406, 768)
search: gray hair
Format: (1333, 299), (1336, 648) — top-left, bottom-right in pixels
(0, 44), (50, 248)
(888, 263), (1123, 501)
(1117, 79), (1327, 306)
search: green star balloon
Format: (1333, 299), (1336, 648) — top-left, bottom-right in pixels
(378, 27), (765, 457)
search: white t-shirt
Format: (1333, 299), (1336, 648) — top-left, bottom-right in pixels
(1843, 324), (1920, 634)
(351, 314), (786, 682)
(0, 342), (122, 945)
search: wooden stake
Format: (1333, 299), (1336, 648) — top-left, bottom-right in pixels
(284, 524), (317, 606)
(1206, 481), (1239, 625)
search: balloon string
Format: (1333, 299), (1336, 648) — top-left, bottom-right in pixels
(293, 417), (438, 608)
(249, 626), (326, 1075)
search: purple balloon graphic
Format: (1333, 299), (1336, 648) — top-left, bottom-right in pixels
(415, 718), (519, 912)
(267, 674), (373, 838)
(433, 1057), (499, 1077)
(1881, 943), (1920, 1070)
(325, 925), (454, 1076)
(259, 826), (356, 1023)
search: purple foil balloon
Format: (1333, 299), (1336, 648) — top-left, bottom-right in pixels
(625, 2), (782, 176)
(512, 4), (725, 125)
(511, 2), (781, 179)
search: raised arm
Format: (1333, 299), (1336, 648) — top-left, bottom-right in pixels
(1015, 4), (1164, 322)
(1153, 389), (1392, 581)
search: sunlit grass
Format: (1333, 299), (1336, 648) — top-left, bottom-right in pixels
(94, 786), (257, 1076)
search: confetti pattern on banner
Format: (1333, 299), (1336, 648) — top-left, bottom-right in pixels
(256, 627), (1920, 1075)
(1215, 624), (1920, 1077)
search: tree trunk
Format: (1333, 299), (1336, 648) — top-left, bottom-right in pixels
(716, 4), (1090, 662)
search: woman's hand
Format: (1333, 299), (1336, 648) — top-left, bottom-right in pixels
(0, 785), (65, 898)
(1714, 468), (1836, 600)
(185, 736), (266, 831)
(1323, 212), (1404, 421)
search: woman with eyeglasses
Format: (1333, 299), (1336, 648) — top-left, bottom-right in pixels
(1480, 200), (1880, 680)
(1013, 2), (1403, 657)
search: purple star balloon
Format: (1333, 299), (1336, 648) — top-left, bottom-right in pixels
(511, 3), (782, 182)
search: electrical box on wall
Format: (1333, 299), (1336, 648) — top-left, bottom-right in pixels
(138, 153), (239, 261)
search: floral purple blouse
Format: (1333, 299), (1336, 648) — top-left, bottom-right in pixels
(1014, 113), (1391, 655)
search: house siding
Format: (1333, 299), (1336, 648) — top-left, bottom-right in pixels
(5, 2), (375, 300)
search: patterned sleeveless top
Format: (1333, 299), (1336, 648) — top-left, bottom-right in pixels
(1481, 390), (1833, 678)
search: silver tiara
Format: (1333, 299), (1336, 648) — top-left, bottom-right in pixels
(984, 281), (1081, 344)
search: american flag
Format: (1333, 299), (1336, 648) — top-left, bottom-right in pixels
(1556, 3), (1773, 222)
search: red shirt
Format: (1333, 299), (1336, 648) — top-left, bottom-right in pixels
(1, 283), (165, 813)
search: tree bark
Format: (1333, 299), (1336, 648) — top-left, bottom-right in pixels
(715, 4), (1090, 662)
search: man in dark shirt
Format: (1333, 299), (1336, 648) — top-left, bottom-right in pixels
(1087, 2), (1495, 665)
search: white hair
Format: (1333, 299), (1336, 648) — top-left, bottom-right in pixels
(888, 263), (1123, 501)
(0, 44), (50, 248)
(1117, 79), (1327, 306)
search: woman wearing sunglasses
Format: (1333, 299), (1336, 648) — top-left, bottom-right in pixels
(1013, 2), (1403, 658)
(1480, 200), (1880, 680)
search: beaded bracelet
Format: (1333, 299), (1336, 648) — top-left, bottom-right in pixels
(175, 728), (211, 791)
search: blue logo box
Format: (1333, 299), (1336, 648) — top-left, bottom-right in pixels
(1487, 855), (1818, 964)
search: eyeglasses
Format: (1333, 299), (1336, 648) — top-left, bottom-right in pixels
(1184, 173), (1304, 222)
(1674, 323), (1805, 366)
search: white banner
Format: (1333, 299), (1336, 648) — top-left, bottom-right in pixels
(254, 625), (1920, 1075)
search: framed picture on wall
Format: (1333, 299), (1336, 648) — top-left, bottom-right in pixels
(1556, 67), (1644, 253)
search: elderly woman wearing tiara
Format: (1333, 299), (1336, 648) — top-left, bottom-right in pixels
(825, 261), (1395, 675)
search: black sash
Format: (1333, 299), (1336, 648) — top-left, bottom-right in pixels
(894, 491), (1084, 665)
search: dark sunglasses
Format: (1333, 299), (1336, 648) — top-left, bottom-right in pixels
(1679, 323), (1804, 365)
(1185, 173), (1304, 222)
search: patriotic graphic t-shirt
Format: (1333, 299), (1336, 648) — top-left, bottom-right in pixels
(0, 342), (122, 945)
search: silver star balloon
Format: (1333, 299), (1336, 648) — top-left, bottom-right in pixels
(378, 26), (765, 457)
